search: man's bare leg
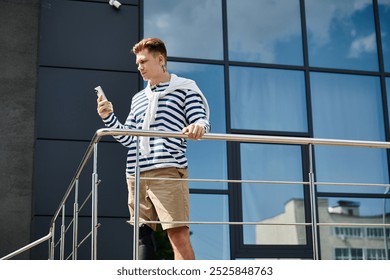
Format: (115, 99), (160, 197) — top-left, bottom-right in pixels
(167, 226), (195, 260)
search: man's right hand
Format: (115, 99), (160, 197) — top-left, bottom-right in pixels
(97, 95), (114, 119)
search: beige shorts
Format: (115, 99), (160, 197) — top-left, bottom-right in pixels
(126, 167), (189, 231)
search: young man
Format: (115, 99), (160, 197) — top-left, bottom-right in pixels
(97, 38), (210, 260)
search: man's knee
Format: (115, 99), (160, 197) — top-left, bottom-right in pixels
(167, 227), (190, 245)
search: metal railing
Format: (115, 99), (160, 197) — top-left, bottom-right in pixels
(1, 128), (390, 260)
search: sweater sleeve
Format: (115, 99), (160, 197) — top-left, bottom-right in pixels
(184, 90), (211, 133)
(102, 111), (135, 148)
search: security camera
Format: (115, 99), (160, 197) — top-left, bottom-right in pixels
(109, 0), (122, 9)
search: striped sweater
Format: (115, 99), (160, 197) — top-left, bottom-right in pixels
(103, 78), (210, 175)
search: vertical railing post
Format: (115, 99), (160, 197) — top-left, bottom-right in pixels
(47, 234), (51, 260)
(60, 204), (66, 260)
(133, 136), (141, 260)
(383, 187), (389, 260)
(91, 142), (99, 260)
(308, 144), (319, 260)
(49, 222), (55, 260)
(72, 179), (79, 260)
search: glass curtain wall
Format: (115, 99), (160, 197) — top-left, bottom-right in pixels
(143, 0), (390, 260)
(306, 0), (390, 260)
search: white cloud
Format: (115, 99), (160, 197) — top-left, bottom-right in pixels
(306, 0), (372, 48)
(226, 0), (302, 63)
(348, 33), (377, 58)
(144, 0), (223, 60)
(379, 0), (390, 6)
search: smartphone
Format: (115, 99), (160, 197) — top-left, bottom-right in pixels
(94, 86), (107, 100)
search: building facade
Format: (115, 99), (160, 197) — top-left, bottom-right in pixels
(1, 0), (389, 260)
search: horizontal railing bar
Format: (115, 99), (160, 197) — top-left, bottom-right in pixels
(54, 238), (61, 248)
(77, 231), (92, 250)
(317, 223), (390, 227)
(138, 176), (308, 185)
(65, 219), (74, 234)
(133, 176), (390, 188)
(76, 223), (101, 251)
(96, 128), (390, 149)
(78, 191), (93, 213)
(135, 220), (390, 227)
(138, 221), (311, 226)
(65, 252), (73, 260)
(0, 231), (52, 260)
(315, 181), (390, 188)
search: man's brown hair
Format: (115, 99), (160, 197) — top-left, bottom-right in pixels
(132, 37), (167, 61)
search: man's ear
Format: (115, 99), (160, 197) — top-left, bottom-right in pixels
(159, 54), (165, 65)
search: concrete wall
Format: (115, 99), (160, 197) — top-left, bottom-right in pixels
(0, 0), (40, 259)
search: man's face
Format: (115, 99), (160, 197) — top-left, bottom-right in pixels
(135, 48), (164, 82)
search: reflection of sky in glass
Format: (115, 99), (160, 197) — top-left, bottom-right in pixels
(306, 0), (378, 71)
(227, 0), (303, 65)
(315, 146), (388, 192)
(311, 73), (384, 141)
(379, 0), (390, 72)
(168, 62), (227, 189)
(168, 62), (226, 133)
(144, 0), (223, 60)
(240, 143), (305, 244)
(190, 194), (230, 259)
(311, 72), (388, 194)
(230, 66), (307, 132)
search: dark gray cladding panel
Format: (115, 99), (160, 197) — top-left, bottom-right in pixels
(33, 139), (129, 217)
(39, 0), (139, 71)
(36, 67), (138, 140)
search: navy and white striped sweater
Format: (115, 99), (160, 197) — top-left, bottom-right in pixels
(103, 80), (210, 175)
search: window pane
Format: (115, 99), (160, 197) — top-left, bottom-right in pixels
(230, 66), (307, 133)
(190, 194), (230, 259)
(311, 73), (384, 141)
(305, 0), (378, 71)
(169, 62), (226, 133)
(315, 146), (388, 193)
(240, 143), (306, 245)
(318, 198), (390, 260)
(379, 0), (390, 72)
(311, 73), (388, 193)
(227, 0), (303, 65)
(169, 62), (227, 190)
(144, 0), (223, 60)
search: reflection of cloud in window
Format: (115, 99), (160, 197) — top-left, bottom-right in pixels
(144, 0), (223, 60)
(379, 0), (390, 6)
(227, 0), (301, 63)
(348, 33), (376, 58)
(306, 0), (371, 48)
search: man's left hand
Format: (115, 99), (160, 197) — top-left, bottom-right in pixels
(182, 124), (206, 140)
